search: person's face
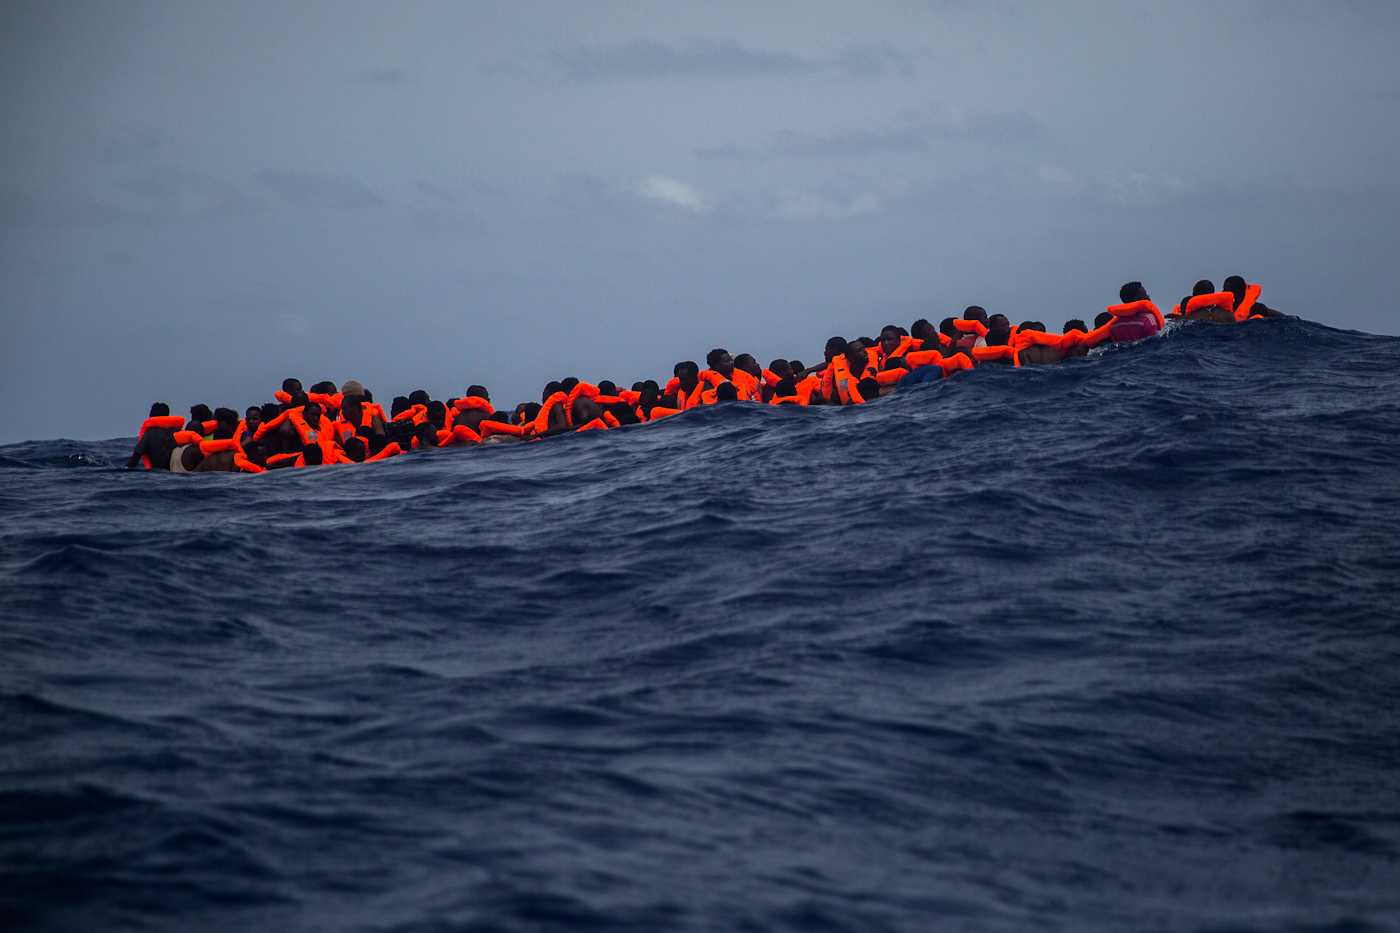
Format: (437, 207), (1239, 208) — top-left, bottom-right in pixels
(880, 332), (901, 355)
(303, 404), (322, 423)
(713, 353), (734, 377)
(245, 410), (262, 431)
(774, 362), (795, 381)
(679, 372), (699, 391)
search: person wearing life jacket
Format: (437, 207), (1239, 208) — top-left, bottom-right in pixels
(832, 342), (878, 404)
(952, 307), (990, 351)
(591, 381), (641, 426)
(1223, 276), (1284, 320)
(970, 326), (1018, 366)
(697, 349), (740, 403)
(450, 386), (497, 435)
(808, 336), (854, 403)
(530, 382), (573, 438)
(188, 408), (243, 471)
(273, 378), (303, 409)
(1105, 281), (1164, 342)
(124, 403), (186, 469)
(1010, 323), (1065, 366)
(1171, 280), (1237, 323)
(730, 354), (763, 401)
(662, 361), (707, 411)
(876, 325), (916, 369)
(186, 404), (216, 436)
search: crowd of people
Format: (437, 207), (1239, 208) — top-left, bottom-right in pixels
(125, 277), (1283, 473)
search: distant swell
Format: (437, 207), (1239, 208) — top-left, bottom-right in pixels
(2, 319), (1400, 932)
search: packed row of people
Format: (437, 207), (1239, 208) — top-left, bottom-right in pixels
(125, 277), (1283, 472)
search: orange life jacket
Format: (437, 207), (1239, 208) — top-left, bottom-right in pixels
(644, 406), (681, 421)
(1184, 292), (1236, 315)
(1062, 319), (1114, 349)
(877, 336), (915, 368)
(761, 369), (782, 389)
(274, 391), (293, 404)
(1107, 299), (1165, 330)
(971, 345), (1019, 366)
(575, 417), (609, 432)
(730, 369), (760, 401)
(135, 415), (186, 468)
(478, 420), (526, 439)
(1233, 284), (1263, 321)
(365, 441), (403, 461)
(533, 392), (569, 435)
(940, 353), (974, 376)
(564, 382), (601, 425)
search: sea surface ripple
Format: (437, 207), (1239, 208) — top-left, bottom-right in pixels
(2, 319), (1399, 932)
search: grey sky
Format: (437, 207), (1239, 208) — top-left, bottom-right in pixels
(2, 1), (1398, 443)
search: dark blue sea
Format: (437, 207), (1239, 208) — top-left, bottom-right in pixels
(3, 319), (1399, 932)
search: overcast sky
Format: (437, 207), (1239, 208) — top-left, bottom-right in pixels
(2, 1), (1398, 443)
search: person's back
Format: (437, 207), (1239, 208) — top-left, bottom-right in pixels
(125, 402), (184, 469)
(1107, 281), (1164, 342)
(1223, 275), (1284, 319)
(1178, 279), (1236, 322)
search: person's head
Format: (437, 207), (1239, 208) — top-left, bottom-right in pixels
(639, 381), (661, 407)
(1120, 281), (1148, 303)
(675, 361), (700, 391)
(824, 336), (849, 363)
(340, 396), (362, 423)
(301, 444), (323, 466)
(368, 434), (391, 456)
(390, 396), (411, 418)
(879, 325), (903, 356)
(260, 402), (281, 424)
(244, 406), (263, 432)
(517, 402), (542, 425)
(987, 313), (1010, 330)
(340, 380), (365, 398)
(243, 441), (268, 467)
(214, 407), (239, 432)
(714, 381), (739, 402)
(560, 377), (579, 393)
(426, 400), (447, 429)
(302, 402), (323, 424)
(342, 437), (367, 463)
(190, 404), (213, 424)
(281, 378), (302, 396)
(466, 384), (490, 401)
(768, 359), (795, 381)
(1063, 319), (1087, 334)
(1093, 311), (1114, 329)
(1193, 279), (1215, 297)
(1223, 275), (1247, 304)
(415, 422), (439, 449)
(631, 381), (646, 393)
(733, 353), (761, 379)
(985, 328), (1011, 347)
(408, 390), (431, 407)
(844, 342), (870, 373)
(939, 317), (960, 340)
(309, 381), (336, 396)
(597, 380), (617, 396)
(774, 377), (797, 398)
(910, 319), (933, 341)
(789, 359), (805, 373)
(542, 381), (564, 402)
(706, 348), (734, 377)
(964, 306), (988, 323)
(149, 402), (170, 418)
(857, 377), (881, 401)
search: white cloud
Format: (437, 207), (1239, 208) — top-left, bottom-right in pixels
(637, 176), (709, 212)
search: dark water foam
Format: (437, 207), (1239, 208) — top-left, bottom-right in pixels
(2, 319), (1399, 932)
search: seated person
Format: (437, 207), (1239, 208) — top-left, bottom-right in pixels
(450, 385), (496, 434)
(1223, 275), (1284, 319)
(713, 381), (739, 402)
(1175, 280), (1237, 322)
(124, 403), (185, 469)
(730, 354), (762, 400)
(1105, 282), (1164, 342)
(187, 403), (215, 435)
